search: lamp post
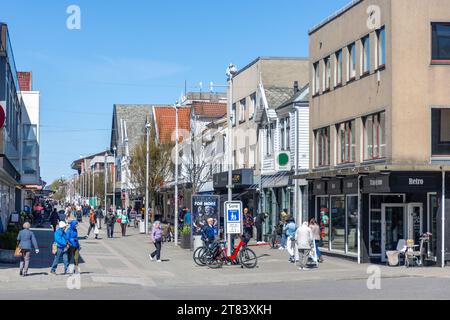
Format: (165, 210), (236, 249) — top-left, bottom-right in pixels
(145, 120), (151, 234)
(174, 101), (180, 246)
(226, 63), (237, 253)
(104, 151), (108, 210)
(113, 146), (117, 211)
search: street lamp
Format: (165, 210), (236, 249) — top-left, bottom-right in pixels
(226, 63), (237, 253)
(104, 151), (108, 211)
(113, 145), (117, 211)
(173, 101), (180, 246)
(145, 120), (151, 234)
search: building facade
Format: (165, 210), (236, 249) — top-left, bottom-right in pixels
(300, 0), (450, 264)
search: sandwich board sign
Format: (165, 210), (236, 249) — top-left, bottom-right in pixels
(224, 201), (242, 235)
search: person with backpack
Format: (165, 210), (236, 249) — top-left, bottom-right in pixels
(284, 217), (298, 263)
(65, 221), (80, 274)
(50, 221), (69, 275)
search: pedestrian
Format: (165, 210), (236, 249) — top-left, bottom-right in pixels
(277, 222), (285, 250)
(105, 209), (116, 238)
(295, 222), (314, 271)
(183, 208), (191, 226)
(255, 212), (266, 244)
(243, 208), (254, 245)
(50, 221), (69, 275)
(149, 221), (163, 262)
(201, 218), (216, 248)
(309, 218), (323, 263)
(16, 222), (39, 277)
(284, 217), (298, 263)
(87, 209), (98, 239)
(127, 206), (132, 227)
(96, 206), (104, 230)
(66, 221), (81, 274)
(165, 223), (174, 242)
(49, 208), (60, 232)
(117, 208), (129, 237)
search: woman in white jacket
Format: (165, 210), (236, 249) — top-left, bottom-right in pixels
(295, 222), (313, 270)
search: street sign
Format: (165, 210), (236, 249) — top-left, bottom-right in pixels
(224, 201), (242, 235)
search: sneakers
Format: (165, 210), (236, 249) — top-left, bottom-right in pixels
(299, 267), (304, 271)
(19, 270), (23, 276)
(156, 260), (162, 263)
(50, 270), (56, 275)
(149, 254), (154, 261)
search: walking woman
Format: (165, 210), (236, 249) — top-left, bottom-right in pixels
(87, 209), (98, 239)
(149, 221), (163, 262)
(16, 222), (39, 277)
(117, 209), (129, 237)
(66, 221), (81, 274)
(309, 218), (323, 263)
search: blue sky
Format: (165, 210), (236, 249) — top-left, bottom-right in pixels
(0, 0), (350, 184)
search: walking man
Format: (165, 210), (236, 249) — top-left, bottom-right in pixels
(149, 221), (163, 262)
(49, 208), (60, 232)
(50, 222), (69, 275)
(295, 222), (314, 271)
(87, 209), (98, 239)
(105, 209), (116, 238)
(96, 206), (104, 230)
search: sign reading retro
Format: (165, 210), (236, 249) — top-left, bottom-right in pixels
(224, 201), (242, 235)
(0, 101), (5, 129)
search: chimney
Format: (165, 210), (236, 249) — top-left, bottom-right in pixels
(17, 72), (32, 91)
(294, 81), (299, 93)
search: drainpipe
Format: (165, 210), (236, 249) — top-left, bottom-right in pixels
(442, 170), (446, 268)
(357, 175), (362, 265)
(294, 106), (300, 223)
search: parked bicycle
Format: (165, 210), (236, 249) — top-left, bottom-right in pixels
(203, 236), (258, 269)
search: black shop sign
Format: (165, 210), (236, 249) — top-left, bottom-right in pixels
(312, 180), (326, 195)
(327, 179), (342, 195)
(363, 172), (441, 193)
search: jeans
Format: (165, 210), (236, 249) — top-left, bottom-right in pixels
(51, 247), (69, 273)
(315, 240), (322, 259)
(97, 218), (102, 230)
(281, 234), (287, 248)
(87, 223), (96, 237)
(20, 249), (31, 274)
(121, 224), (127, 237)
(256, 225), (263, 242)
(151, 241), (162, 260)
(107, 224), (115, 238)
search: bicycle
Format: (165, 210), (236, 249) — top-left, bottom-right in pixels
(205, 236), (258, 269)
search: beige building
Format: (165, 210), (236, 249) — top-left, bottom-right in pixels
(301, 0), (450, 265)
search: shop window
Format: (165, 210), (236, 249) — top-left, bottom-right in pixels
(346, 195), (358, 254)
(315, 127), (330, 167)
(330, 196), (345, 252)
(335, 49), (343, 86)
(337, 120), (356, 164)
(432, 23), (450, 63)
(428, 193), (438, 259)
(363, 112), (386, 160)
(431, 108), (450, 156)
(316, 196), (329, 250)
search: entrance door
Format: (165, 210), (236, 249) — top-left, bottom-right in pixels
(381, 204), (407, 261)
(407, 203), (423, 245)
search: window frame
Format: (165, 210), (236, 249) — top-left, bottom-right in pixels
(361, 35), (371, 76)
(315, 127), (330, 167)
(335, 50), (343, 87)
(431, 22), (450, 64)
(363, 112), (386, 161)
(337, 120), (356, 164)
(431, 107), (450, 157)
(249, 93), (256, 120)
(313, 61), (320, 95)
(348, 43), (356, 81)
(239, 98), (246, 123)
(376, 26), (386, 70)
(323, 56), (331, 92)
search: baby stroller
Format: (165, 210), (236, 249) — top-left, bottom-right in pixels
(307, 240), (319, 268)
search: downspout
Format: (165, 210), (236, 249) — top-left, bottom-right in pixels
(358, 175), (362, 265)
(294, 105), (300, 223)
(442, 170), (446, 268)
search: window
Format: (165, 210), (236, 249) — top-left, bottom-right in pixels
(249, 145), (256, 169)
(313, 62), (320, 94)
(323, 57), (331, 91)
(280, 119), (286, 150)
(377, 27), (386, 68)
(348, 43), (356, 80)
(249, 93), (256, 119)
(266, 124), (275, 156)
(431, 108), (450, 156)
(346, 195), (358, 254)
(337, 120), (356, 163)
(361, 35), (371, 74)
(239, 99), (246, 123)
(315, 127), (330, 167)
(316, 196), (330, 250)
(364, 112), (386, 160)
(286, 118), (291, 151)
(432, 23), (450, 63)
(335, 50), (343, 86)
(330, 196), (345, 252)
(231, 103), (236, 126)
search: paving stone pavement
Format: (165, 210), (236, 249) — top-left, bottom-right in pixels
(1, 218), (450, 294)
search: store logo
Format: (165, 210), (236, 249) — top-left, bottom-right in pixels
(409, 178), (424, 186)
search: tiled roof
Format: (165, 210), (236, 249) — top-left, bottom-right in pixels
(264, 87), (296, 109)
(153, 106), (191, 143)
(277, 84), (310, 109)
(192, 102), (227, 118)
(17, 72), (32, 91)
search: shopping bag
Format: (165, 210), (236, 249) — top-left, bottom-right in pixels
(94, 225), (99, 235)
(14, 246), (22, 257)
(52, 242), (58, 255)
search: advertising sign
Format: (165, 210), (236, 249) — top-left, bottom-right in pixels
(225, 201), (242, 235)
(192, 195), (220, 238)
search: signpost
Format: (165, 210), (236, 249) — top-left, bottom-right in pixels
(225, 201), (243, 235)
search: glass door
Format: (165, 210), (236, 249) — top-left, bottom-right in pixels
(381, 204), (407, 262)
(407, 203), (423, 245)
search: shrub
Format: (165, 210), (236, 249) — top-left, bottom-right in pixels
(0, 228), (19, 250)
(181, 225), (191, 236)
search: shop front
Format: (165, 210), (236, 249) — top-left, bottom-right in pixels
(309, 171), (448, 264)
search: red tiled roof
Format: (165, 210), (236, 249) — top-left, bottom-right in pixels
(154, 106), (191, 143)
(17, 72), (32, 91)
(192, 102), (227, 118)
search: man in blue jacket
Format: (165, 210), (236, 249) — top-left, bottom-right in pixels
(65, 221), (81, 274)
(50, 221), (69, 275)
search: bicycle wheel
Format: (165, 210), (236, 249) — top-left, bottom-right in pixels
(239, 247), (258, 269)
(193, 246), (207, 267)
(207, 251), (224, 269)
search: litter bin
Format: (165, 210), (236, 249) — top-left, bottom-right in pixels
(139, 220), (146, 234)
(193, 235), (203, 250)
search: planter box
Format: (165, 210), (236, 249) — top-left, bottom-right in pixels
(180, 234), (191, 249)
(0, 249), (19, 264)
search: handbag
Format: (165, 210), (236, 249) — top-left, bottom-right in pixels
(94, 225), (99, 235)
(117, 218), (122, 224)
(52, 242), (58, 255)
(14, 246), (22, 257)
